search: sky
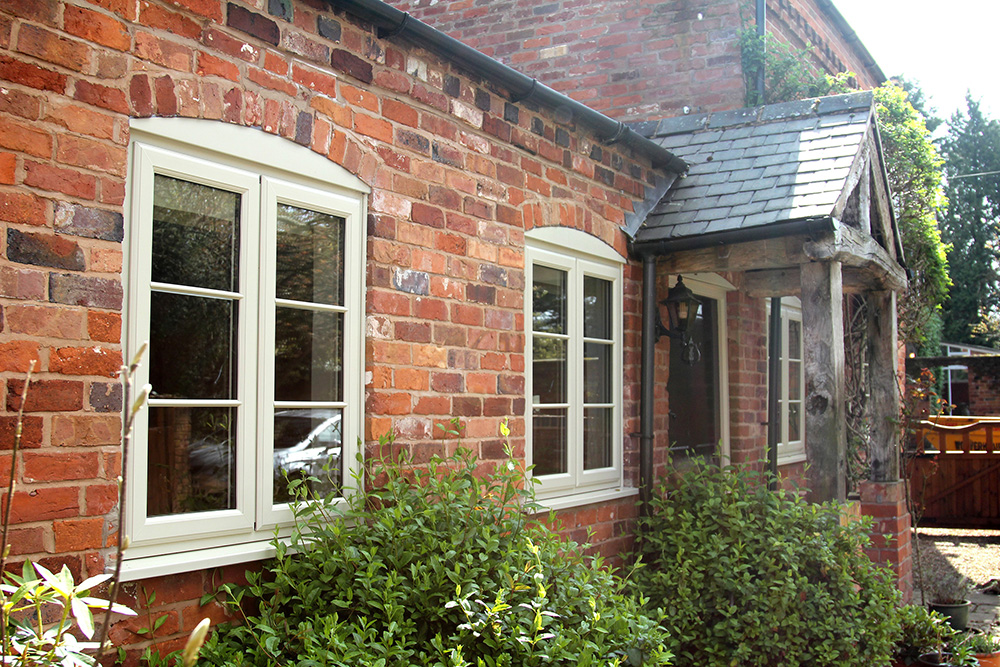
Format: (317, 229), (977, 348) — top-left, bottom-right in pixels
(828, 0), (1000, 122)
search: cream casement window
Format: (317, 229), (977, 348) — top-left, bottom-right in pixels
(525, 228), (626, 504)
(123, 119), (367, 578)
(767, 297), (806, 463)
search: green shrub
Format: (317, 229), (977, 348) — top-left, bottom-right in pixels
(631, 459), (902, 667)
(199, 424), (671, 667)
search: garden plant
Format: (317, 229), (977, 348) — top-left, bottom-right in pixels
(198, 420), (672, 667)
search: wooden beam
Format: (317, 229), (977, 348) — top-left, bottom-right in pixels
(801, 261), (847, 503)
(803, 223), (907, 292)
(867, 290), (900, 482)
(657, 235), (814, 274)
(743, 268), (801, 298)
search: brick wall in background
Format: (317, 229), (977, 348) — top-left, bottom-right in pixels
(390, 0), (884, 122)
(0, 0), (665, 660)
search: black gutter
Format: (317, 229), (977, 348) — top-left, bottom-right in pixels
(324, 0), (687, 174)
(630, 216), (835, 257)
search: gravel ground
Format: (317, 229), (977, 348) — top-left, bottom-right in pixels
(912, 527), (1000, 599)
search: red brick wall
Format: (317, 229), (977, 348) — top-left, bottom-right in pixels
(390, 0), (884, 121)
(0, 0), (668, 658)
(967, 361), (1000, 416)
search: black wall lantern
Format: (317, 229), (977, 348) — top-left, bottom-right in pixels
(655, 275), (702, 364)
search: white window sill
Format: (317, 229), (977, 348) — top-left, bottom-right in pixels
(117, 540), (285, 582)
(533, 486), (639, 513)
(777, 452), (807, 467)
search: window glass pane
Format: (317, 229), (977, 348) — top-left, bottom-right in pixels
(667, 296), (718, 458)
(532, 266), (566, 334)
(150, 292), (236, 399)
(276, 204), (344, 305)
(788, 403), (801, 442)
(788, 319), (801, 361)
(275, 307), (343, 402)
(273, 408), (342, 503)
(584, 341), (611, 403)
(788, 360), (801, 400)
(584, 407), (612, 470)
(532, 407), (567, 475)
(147, 406), (235, 516)
(532, 337), (566, 404)
(584, 276), (611, 339)
(152, 175), (240, 291)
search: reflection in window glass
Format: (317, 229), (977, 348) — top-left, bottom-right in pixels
(584, 407), (612, 469)
(273, 408), (342, 503)
(584, 276), (611, 339)
(532, 266), (566, 334)
(532, 407), (567, 475)
(532, 338), (566, 404)
(274, 308), (343, 402)
(147, 406), (235, 516)
(276, 204), (344, 305)
(152, 175), (240, 292)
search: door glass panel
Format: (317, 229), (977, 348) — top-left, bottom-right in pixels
(532, 407), (567, 476)
(532, 337), (566, 404)
(667, 296), (718, 458)
(149, 292), (236, 400)
(273, 408), (343, 503)
(276, 204), (345, 305)
(532, 266), (566, 334)
(147, 406), (236, 516)
(274, 307), (343, 402)
(584, 276), (611, 339)
(788, 403), (801, 442)
(788, 360), (801, 399)
(152, 175), (240, 292)
(788, 319), (801, 360)
(584, 407), (612, 470)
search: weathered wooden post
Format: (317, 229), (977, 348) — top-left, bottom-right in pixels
(801, 260), (847, 502)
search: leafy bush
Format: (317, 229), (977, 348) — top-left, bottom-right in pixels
(631, 459), (902, 667)
(894, 604), (955, 661)
(199, 424), (671, 666)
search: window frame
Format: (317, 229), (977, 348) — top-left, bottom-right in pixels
(524, 228), (626, 503)
(767, 297), (806, 464)
(122, 119), (368, 578)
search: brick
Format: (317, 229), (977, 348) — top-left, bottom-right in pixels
(52, 414), (121, 446)
(139, 2), (202, 39)
(43, 103), (116, 141)
(25, 162), (97, 199)
(50, 274), (122, 309)
(24, 451), (100, 482)
(54, 203), (124, 242)
(50, 346), (121, 377)
(7, 304), (85, 338)
(16, 24), (89, 72)
(7, 229), (85, 271)
(283, 31), (328, 64)
(317, 16), (341, 42)
(248, 67), (296, 96)
(7, 527), (45, 556)
(74, 80), (129, 114)
(54, 517), (104, 552)
(0, 340), (39, 373)
(330, 49), (372, 83)
(202, 28), (259, 64)
(0, 191), (49, 226)
(0, 55), (66, 93)
(7, 378), (83, 412)
(84, 484), (119, 516)
(0, 116), (52, 158)
(172, 0), (223, 22)
(197, 52), (240, 82)
(354, 113), (393, 143)
(292, 63), (337, 97)
(64, 5), (131, 51)
(0, 415), (43, 449)
(5, 487), (80, 523)
(136, 31), (194, 71)
(154, 75), (178, 116)
(129, 73), (154, 116)
(227, 3), (280, 46)
(383, 99), (418, 127)
(89, 382), (123, 413)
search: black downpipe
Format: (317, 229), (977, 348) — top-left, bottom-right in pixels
(767, 298), (781, 489)
(325, 0), (687, 174)
(640, 255), (658, 514)
(756, 0), (766, 103)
